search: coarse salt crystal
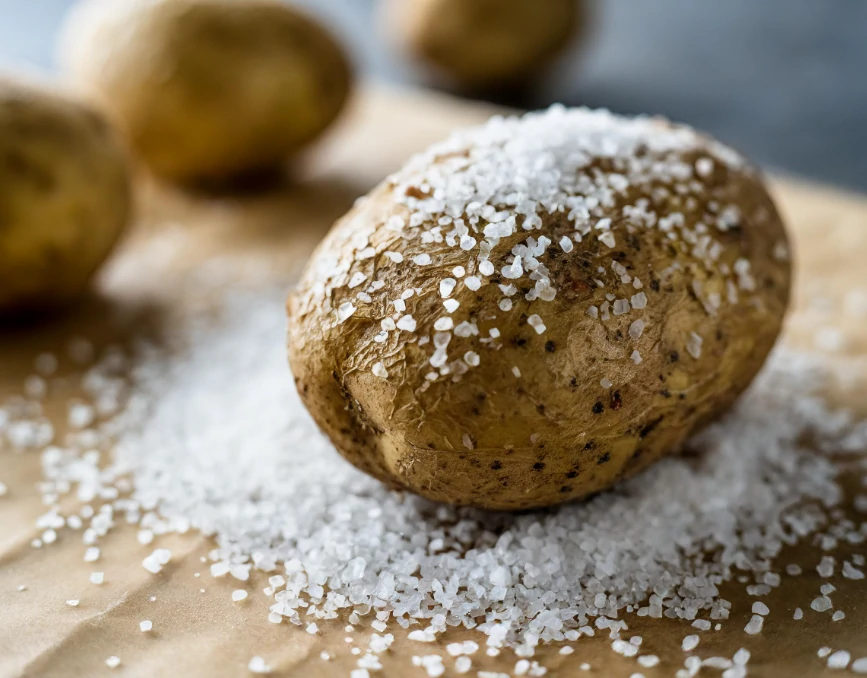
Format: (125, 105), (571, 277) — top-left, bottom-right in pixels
(248, 656), (272, 674)
(744, 615), (764, 635)
(396, 315), (417, 332)
(527, 315), (546, 334)
(752, 601), (769, 616)
(681, 635), (699, 651)
(827, 651), (851, 669)
(687, 332), (703, 359)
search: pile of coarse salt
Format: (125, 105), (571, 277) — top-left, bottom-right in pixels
(5, 283), (867, 676)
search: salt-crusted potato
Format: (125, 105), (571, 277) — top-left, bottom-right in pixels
(288, 106), (791, 511)
(381, 0), (584, 89)
(0, 78), (131, 314)
(60, 0), (352, 184)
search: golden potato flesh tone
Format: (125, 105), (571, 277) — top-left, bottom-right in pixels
(0, 78), (131, 314)
(289, 106), (791, 511)
(382, 0), (583, 89)
(60, 0), (352, 184)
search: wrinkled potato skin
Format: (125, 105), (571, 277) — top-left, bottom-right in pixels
(0, 79), (131, 314)
(382, 0), (584, 89)
(289, 146), (790, 511)
(61, 0), (352, 183)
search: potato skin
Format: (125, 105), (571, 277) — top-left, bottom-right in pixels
(381, 0), (584, 89)
(0, 78), (131, 314)
(60, 0), (352, 183)
(288, 110), (791, 511)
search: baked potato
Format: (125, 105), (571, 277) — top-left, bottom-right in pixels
(60, 0), (352, 184)
(288, 106), (791, 510)
(381, 0), (585, 90)
(0, 77), (131, 314)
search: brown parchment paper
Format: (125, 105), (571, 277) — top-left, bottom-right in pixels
(1, 85), (866, 678)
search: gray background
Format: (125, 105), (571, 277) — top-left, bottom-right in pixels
(2, 0), (865, 192)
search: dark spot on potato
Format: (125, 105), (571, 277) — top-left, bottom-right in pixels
(610, 391), (622, 410)
(679, 393), (687, 400)
(584, 441), (595, 450)
(597, 452), (611, 464)
(592, 401), (604, 415)
(661, 388), (672, 398)
(490, 460), (502, 470)
(716, 330), (724, 341)
(532, 462), (545, 471)
(536, 404), (546, 415)
(639, 416), (664, 439)
(513, 336), (527, 347)
(566, 470), (578, 479)
(615, 329), (624, 340)
(545, 340), (556, 352)
(650, 279), (660, 292)
(670, 351), (679, 363)
(570, 377), (578, 388)
(560, 485), (572, 493)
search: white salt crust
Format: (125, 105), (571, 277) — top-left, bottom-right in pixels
(6, 287), (866, 666)
(321, 106), (776, 386)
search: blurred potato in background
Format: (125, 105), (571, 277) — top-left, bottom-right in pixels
(381, 0), (586, 92)
(59, 0), (353, 185)
(0, 76), (131, 315)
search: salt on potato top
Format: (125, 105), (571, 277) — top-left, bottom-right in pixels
(299, 105), (785, 387)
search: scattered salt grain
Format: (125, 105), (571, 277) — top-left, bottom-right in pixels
(90, 572), (104, 585)
(455, 656), (472, 673)
(744, 615), (764, 635)
(527, 315), (546, 334)
(832, 611), (845, 622)
(751, 601), (769, 616)
(852, 658), (867, 674)
(66, 599), (79, 607)
(686, 332), (703, 359)
(638, 655), (660, 667)
(793, 608), (803, 620)
(811, 596), (833, 612)
(105, 657), (121, 669)
(681, 635), (699, 651)
(140, 620), (152, 632)
(248, 656), (271, 674)
(733, 649), (750, 665)
(827, 650), (851, 669)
